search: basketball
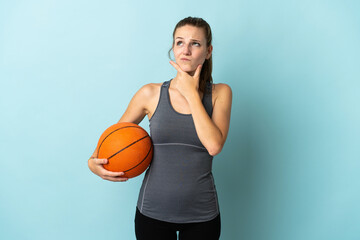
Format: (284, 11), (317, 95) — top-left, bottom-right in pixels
(95, 122), (153, 178)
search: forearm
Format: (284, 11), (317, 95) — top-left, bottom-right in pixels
(187, 92), (223, 156)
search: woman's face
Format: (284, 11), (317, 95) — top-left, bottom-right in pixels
(172, 25), (212, 75)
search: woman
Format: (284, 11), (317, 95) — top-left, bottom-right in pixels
(88, 16), (232, 240)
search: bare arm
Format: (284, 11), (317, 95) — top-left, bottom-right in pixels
(169, 60), (232, 156)
(88, 84), (154, 181)
(187, 83), (232, 156)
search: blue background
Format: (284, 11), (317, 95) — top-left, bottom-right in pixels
(1, 0), (359, 239)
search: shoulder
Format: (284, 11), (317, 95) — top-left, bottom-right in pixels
(212, 83), (232, 93)
(212, 83), (232, 103)
(210, 83), (232, 123)
(136, 82), (163, 99)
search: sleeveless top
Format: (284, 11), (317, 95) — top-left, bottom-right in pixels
(136, 79), (219, 223)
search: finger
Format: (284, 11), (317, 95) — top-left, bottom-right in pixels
(96, 158), (108, 165)
(169, 60), (183, 73)
(194, 64), (202, 78)
(103, 176), (129, 182)
(104, 170), (126, 178)
(101, 170), (128, 182)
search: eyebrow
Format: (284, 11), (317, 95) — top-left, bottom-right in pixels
(175, 37), (201, 42)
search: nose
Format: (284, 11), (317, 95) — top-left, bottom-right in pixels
(182, 43), (191, 55)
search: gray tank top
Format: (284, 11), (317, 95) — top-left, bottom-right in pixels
(136, 79), (219, 223)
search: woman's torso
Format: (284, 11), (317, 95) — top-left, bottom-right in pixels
(136, 79), (220, 223)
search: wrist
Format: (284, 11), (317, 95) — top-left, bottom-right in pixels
(88, 158), (95, 170)
(186, 90), (201, 103)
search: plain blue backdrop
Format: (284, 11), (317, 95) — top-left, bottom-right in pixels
(1, 0), (359, 239)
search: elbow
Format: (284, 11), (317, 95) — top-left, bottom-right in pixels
(207, 143), (224, 156)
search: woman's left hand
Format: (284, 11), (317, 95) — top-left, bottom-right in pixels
(169, 60), (202, 100)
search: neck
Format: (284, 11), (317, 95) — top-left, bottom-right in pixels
(170, 77), (203, 94)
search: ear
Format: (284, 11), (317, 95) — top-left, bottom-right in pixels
(206, 45), (213, 59)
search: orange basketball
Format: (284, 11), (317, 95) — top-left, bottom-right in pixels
(95, 122), (153, 178)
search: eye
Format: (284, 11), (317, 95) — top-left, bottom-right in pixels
(176, 41), (200, 47)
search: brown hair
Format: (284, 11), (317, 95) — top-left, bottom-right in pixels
(168, 16), (213, 94)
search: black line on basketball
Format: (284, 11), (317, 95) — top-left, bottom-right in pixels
(124, 142), (153, 173)
(96, 125), (144, 157)
(107, 135), (149, 160)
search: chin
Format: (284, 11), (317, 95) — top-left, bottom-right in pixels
(179, 64), (195, 72)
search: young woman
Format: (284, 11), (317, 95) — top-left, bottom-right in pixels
(88, 16), (232, 240)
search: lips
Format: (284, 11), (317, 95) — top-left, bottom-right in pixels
(180, 58), (190, 61)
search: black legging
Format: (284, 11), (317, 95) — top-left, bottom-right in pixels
(135, 208), (221, 240)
